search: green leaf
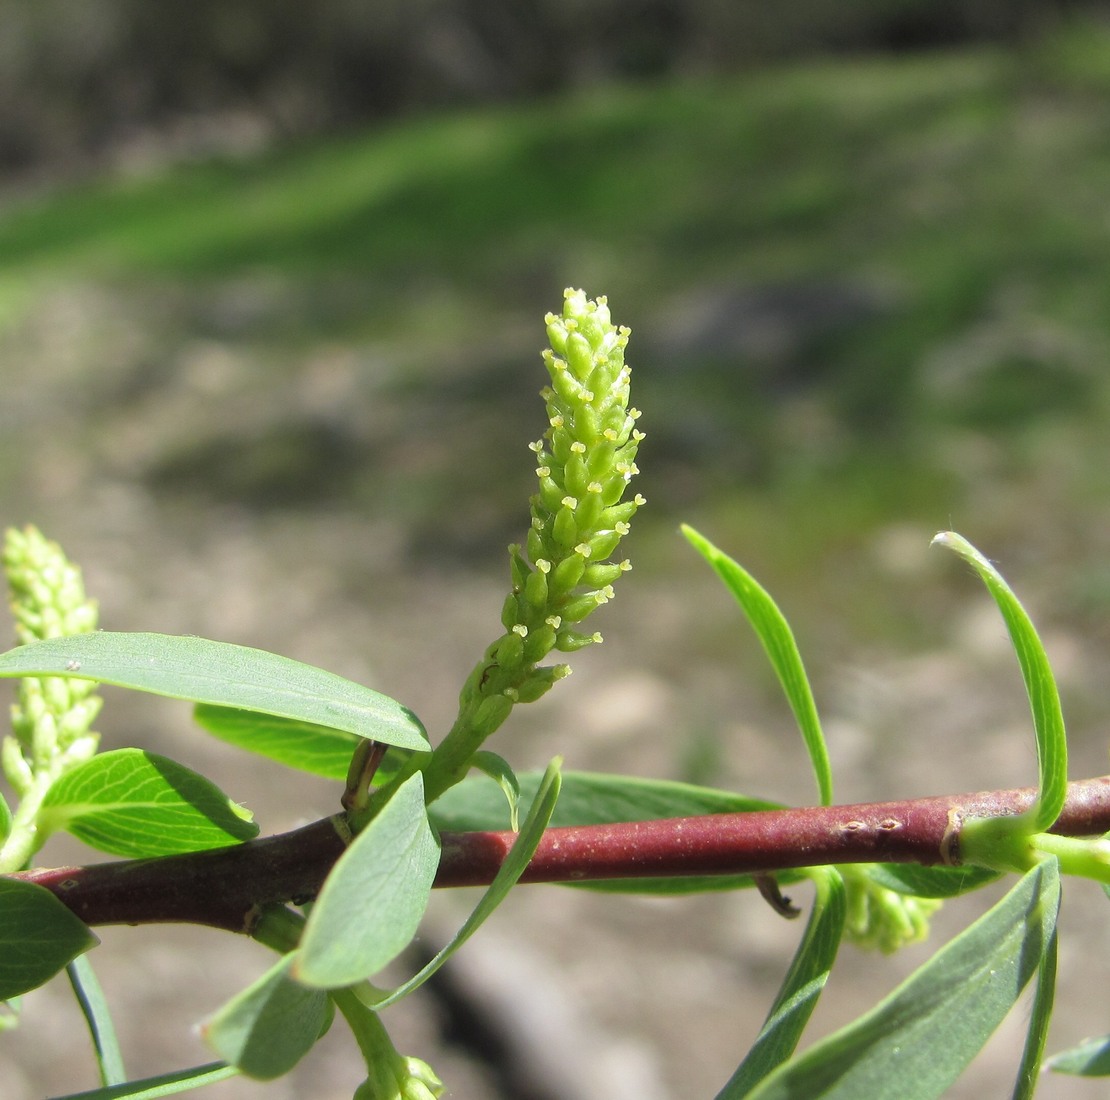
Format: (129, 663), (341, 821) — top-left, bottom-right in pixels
(202, 954), (330, 1080)
(431, 769), (782, 831)
(744, 860), (1060, 1100)
(0, 878), (99, 1000)
(193, 704), (360, 779)
(366, 759), (562, 1010)
(295, 772), (439, 987)
(717, 867), (846, 1097)
(0, 789), (11, 844)
(1011, 918), (1057, 1099)
(471, 750), (521, 831)
(682, 525), (833, 807)
(865, 863), (1001, 899)
(67, 955), (126, 1087)
(1048, 1034), (1110, 1076)
(39, 749), (258, 858)
(0, 632), (428, 752)
(53, 1062), (238, 1099)
(432, 769), (794, 895)
(932, 533), (1067, 832)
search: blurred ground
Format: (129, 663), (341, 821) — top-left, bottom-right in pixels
(3, 24), (1110, 1100)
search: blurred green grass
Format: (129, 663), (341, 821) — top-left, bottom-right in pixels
(2, 22), (1110, 641)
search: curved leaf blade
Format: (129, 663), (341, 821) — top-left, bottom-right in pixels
(202, 954), (330, 1080)
(932, 533), (1067, 831)
(368, 759), (562, 1009)
(0, 878), (99, 1000)
(745, 860), (1060, 1100)
(682, 525), (833, 806)
(0, 632), (428, 752)
(470, 750), (522, 831)
(40, 748), (258, 858)
(1011, 917), (1057, 1099)
(53, 1062), (238, 1099)
(718, 867), (847, 1097)
(295, 772), (439, 988)
(193, 704), (360, 779)
(1048, 1035), (1110, 1076)
(865, 863), (1001, 899)
(68, 955), (127, 1087)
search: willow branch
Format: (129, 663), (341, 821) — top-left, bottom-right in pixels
(11, 776), (1110, 933)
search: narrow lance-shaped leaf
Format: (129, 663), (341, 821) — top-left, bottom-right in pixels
(682, 525), (833, 806)
(0, 632), (428, 752)
(1010, 917), (1058, 1100)
(295, 772), (439, 988)
(745, 860), (1060, 1100)
(864, 863), (1001, 900)
(717, 866), (847, 1098)
(1048, 1035), (1110, 1077)
(470, 750), (522, 831)
(67, 955), (127, 1087)
(366, 758), (562, 1009)
(51, 1061), (239, 1099)
(932, 533), (1067, 831)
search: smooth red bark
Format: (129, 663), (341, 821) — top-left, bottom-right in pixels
(12, 776), (1110, 932)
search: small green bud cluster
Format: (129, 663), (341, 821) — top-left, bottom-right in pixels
(486, 288), (644, 701)
(354, 1054), (444, 1100)
(2, 526), (101, 797)
(842, 866), (942, 954)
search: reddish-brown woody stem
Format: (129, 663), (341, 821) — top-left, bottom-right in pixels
(11, 776), (1110, 933)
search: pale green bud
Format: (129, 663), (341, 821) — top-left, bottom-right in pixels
(515, 663), (569, 703)
(581, 560), (630, 587)
(565, 331), (594, 381)
(586, 529), (623, 561)
(556, 628), (603, 652)
(552, 503), (578, 549)
(843, 868), (943, 954)
(560, 591), (607, 623)
(522, 624), (557, 664)
(523, 567), (549, 609)
(2, 737), (33, 796)
(493, 630), (525, 670)
(551, 552), (586, 594)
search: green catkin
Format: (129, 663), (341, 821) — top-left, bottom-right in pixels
(419, 290), (644, 802)
(1, 526), (102, 869)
